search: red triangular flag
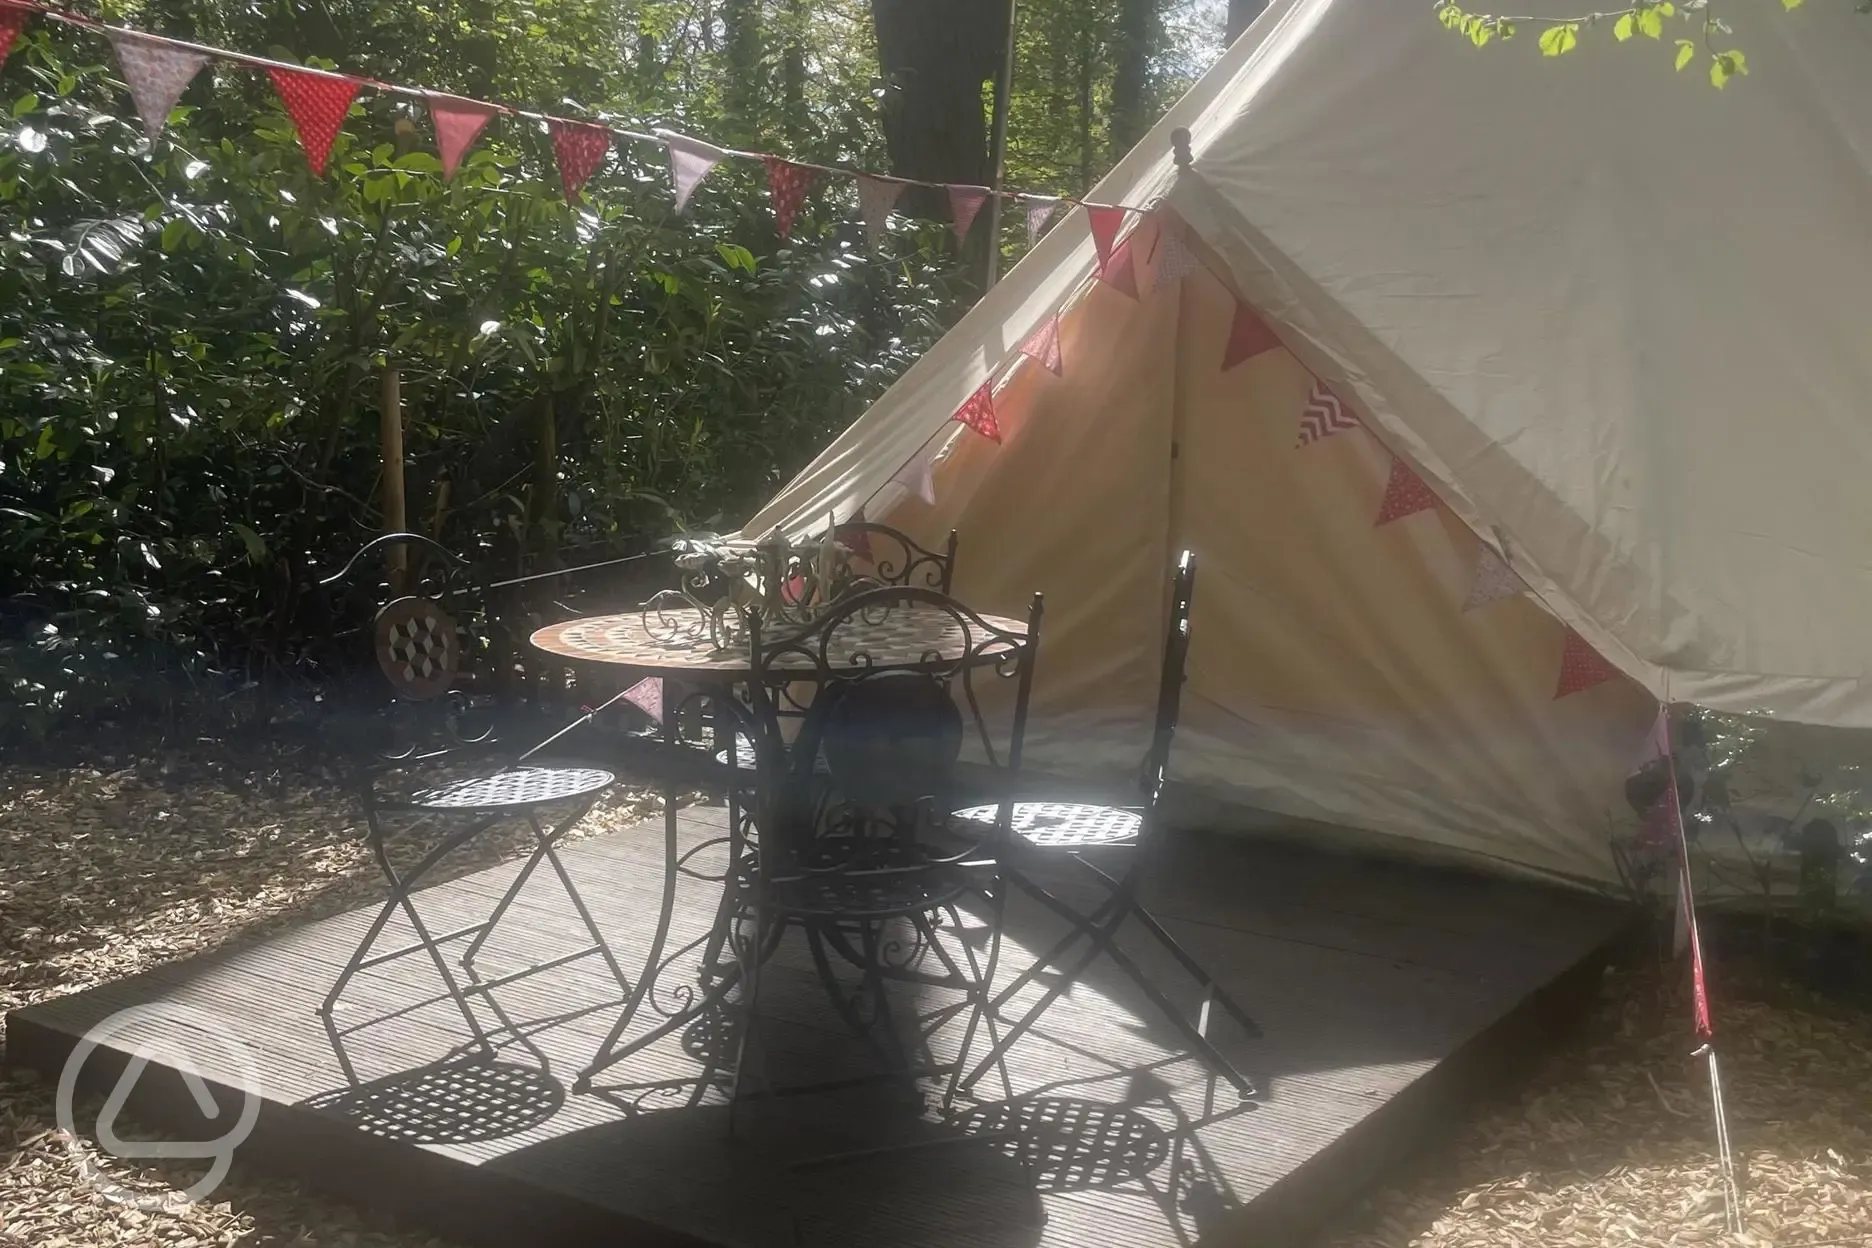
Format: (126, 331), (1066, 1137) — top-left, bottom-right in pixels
(1099, 236), (1140, 300)
(0, 4), (31, 76)
(1087, 205), (1125, 267)
(267, 67), (362, 176)
(1554, 628), (1620, 699)
(765, 157), (817, 240)
(1221, 300), (1282, 370)
(549, 118), (611, 203)
(1375, 455), (1441, 526)
(427, 93), (499, 181)
(952, 382), (1001, 444)
(1020, 315), (1063, 376)
(834, 513), (874, 562)
(949, 185), (989, 242)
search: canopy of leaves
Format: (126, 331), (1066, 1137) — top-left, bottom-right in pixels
(0, 0), (1229, 746)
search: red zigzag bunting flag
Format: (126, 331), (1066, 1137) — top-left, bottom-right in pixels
(427, 93), (499, 181)
(550, 119), (612, 203)
(1021, 315), (1063, 376)
(0, 4), (30, 75)
(952, 381), (1001, 443)
(268, 67), (363, 176)
(1099, 235), (1139, 301)
(1375, 455), (1441, 526)
(1296, 381), (1359, 447)
(1554, 627), (1620, 699)
(1222, 300), (1281, 371)
(765, 157), (817, 239)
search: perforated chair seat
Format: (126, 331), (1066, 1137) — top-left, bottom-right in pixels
(405, 765), (614, 811)
(712, 736), (833, 776)
(770, 864), (971, 920)
(951, 800), (1143, 849)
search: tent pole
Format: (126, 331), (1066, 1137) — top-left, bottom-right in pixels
(983, 0), (1019, 288)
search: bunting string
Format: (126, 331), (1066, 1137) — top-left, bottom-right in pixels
(0, 0), (1149, 220)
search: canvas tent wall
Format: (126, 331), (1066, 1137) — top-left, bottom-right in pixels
(735, 0), (1872, 886)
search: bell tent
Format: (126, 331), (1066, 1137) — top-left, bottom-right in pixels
(735, 0), (1872, 888)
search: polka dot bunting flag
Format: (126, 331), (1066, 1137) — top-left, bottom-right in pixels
(266, 66), (363, 176)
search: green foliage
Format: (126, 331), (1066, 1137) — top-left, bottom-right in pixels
(0, 0), (1230, 747)
(1431, 0), (1793, 84)
(0, 15), (965, 744)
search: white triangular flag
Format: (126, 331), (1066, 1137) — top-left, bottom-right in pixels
(658, 130), (727, 213)
(856, 174), (905, 251)
(889, 435), (943, 506)
(1462, 542), (1524, 612)
(1151, 227), (1203, 291)
(111, 32), (210, 140)
(1025, 199), (1059, 246)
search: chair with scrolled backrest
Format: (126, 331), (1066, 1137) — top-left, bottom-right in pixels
(702, 522), (963, 774)
(714, 583), (1042, 1115)
(313, 532), (632, 1079)
(949, 549), (1263, 1101)
(830, 520), (960, 594)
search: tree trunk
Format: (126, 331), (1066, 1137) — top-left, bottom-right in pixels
(1226, 0), (1268, 46)
(1110, 0), (1155, 158)
(781, 0), (808, 146)
(870, 0), (1008, 219)
(722, 0), (765, 146)
(1077, 31), (1095, 195)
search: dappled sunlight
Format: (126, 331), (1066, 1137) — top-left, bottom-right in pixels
(1324, 966), (1872, 1247)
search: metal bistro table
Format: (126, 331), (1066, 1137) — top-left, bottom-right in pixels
(529, 601), (1032, 1098)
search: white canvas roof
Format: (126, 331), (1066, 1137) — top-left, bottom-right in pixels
(736, 0), (1872, 884)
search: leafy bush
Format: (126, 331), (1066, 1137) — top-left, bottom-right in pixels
(0, 23), (970, 747)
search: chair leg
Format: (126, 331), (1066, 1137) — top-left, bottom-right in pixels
(988, 868), (1126, 1011)
(459, 815), (560, 973)
(322, 809), (497, 1059)
(525, 809), (635, 995)
(1125, 901), (1263, 1040)
(1095, 919), (1258, 1099)
(945, 867), (1013, 1106)
(958, 911), (1113, 1094)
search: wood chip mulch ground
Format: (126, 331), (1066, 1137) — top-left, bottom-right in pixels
(2, 761), (1869, 1246)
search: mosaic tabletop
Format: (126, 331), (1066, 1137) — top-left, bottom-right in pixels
(530, 604), (1029, 677)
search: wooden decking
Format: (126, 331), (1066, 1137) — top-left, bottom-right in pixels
(5, 805), (1630, 1247)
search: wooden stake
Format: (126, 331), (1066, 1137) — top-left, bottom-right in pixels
(379, 363), (407, 590)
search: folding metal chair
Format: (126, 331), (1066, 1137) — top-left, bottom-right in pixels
(314, 534), (633, 1074)
(950, 550), (1262, 1099)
